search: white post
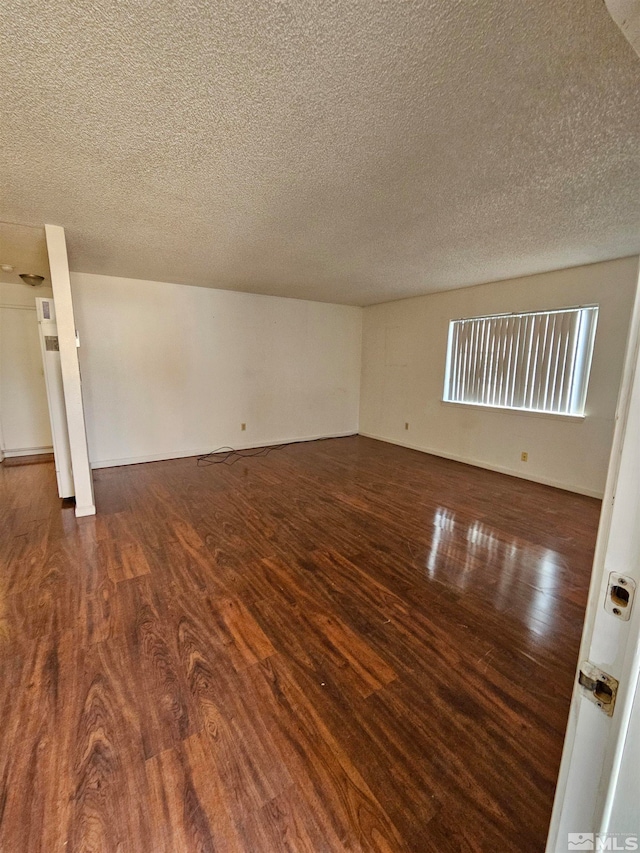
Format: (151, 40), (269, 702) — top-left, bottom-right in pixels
(605, 0), (640, 56)
(44, 224), (95, 516)
(0, 300), (4, 462)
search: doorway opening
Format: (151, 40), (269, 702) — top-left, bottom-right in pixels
(0, 221), (73, 501)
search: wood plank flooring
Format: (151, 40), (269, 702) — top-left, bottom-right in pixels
(0, 436), (601, 852)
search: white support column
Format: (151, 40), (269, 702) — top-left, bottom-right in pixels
(605, 0), (640, 56)
(44, 224), (95, 516)
(0, 300), (4, 463)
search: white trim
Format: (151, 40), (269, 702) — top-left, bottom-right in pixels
(358, 431), (604, 498)
(35, 297), (75, 499)
(441, 399), (586, 422)
(74, 503), (96, 517)
(0, 303), (37, 311)
(605, 0), (640, 58)
(90, 431), (358, 470)
(449, 303), (600, 323)
(2, 445), (54, 458)
(546, 259), (640, 849)
(45, 225), (95, 518)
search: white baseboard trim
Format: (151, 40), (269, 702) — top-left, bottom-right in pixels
(2, 445), (54, 458)
(75, 503), (96, 517)
(358, 432), (604, 499)
(90, 431), (358, 470)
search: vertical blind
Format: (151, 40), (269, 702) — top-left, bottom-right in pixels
(443, 306), (598, 415)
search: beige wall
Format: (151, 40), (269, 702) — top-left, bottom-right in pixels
(359, 256), (639, 497)
(71, 273), (363, 468)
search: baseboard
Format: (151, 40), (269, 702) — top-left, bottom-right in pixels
(358, 432), (604, 499)
(2, 445), (54, 458)
(90, 431), (358, 470)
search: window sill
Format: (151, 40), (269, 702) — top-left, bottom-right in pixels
(440, 400), (586, 423)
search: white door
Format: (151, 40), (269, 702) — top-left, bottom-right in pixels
(547, 267), (640, 850)
(35, 297), (74, 498)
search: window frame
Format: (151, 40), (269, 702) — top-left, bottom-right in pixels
(442, 305), (599, 419)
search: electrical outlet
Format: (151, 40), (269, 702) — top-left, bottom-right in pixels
(241, 423), (246, 431)
(521, 451), (528, 462)
(405, 422), (409, 430)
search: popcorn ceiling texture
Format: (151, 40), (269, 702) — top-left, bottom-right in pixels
(1, 0), (640, 306)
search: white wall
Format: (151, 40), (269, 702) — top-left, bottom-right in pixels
(360, 257), (639, 497)
(0, 281), (53, 456)
(71, 273), (362, 468)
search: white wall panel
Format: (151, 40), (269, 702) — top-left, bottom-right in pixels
(71, 273), (362, 468)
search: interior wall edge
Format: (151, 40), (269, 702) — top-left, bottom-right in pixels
(89, 430), (358, 470)
(358, 432), (605, 499)
(72, 271), (362, 468)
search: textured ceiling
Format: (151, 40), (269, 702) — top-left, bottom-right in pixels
(1, 1), (640, 306)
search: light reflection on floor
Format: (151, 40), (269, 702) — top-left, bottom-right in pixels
(426, 506), (572, 639)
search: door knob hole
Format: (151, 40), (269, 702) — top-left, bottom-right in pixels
(610, 585), (630, 608)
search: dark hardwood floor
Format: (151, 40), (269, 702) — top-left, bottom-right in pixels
(0, 436), (601, 852)
(1, 452), (54, 467)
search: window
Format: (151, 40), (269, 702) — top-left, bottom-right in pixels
(443, 306), (598, 416)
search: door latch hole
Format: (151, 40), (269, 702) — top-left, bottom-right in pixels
(578, 671), (613, 704)
(610, 585), (630, 608)
(594, 680), (613, 705)
(605, 573), (636, 621)
(578, 662), (618, 716)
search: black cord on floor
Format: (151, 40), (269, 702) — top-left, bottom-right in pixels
(196, 443), (288, 467)
(196, 436), (338, 467)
